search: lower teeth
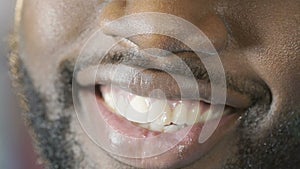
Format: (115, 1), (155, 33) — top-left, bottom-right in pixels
(100, 86), (230, 133)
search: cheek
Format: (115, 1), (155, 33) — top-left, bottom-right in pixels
(21, 0), (100, 56)
(223, 0), (300, 111)
(20, 0), (104, 92)
(247, 43), (299, 111)
(248, 16), (299, 111)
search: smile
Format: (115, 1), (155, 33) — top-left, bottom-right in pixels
(100, 85), (234, 133)
(90, 83), (241, 168)
(75, 46), (263, 168)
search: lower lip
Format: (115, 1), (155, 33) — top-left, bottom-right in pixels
(95, 93), (239, 168)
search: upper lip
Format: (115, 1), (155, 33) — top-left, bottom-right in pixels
(75, 39), (267, 109)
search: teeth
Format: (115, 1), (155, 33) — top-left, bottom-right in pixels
(147, 100), (168, 122)
(187, 103), (201, 125)
(102, 91), (115, 111)
(164, 125), (180, 133)
(172, 102), (188, 125)
(199, 108), (224, 123)
(153, 105), (172, 126)
(199, 109), (210, 123)
(149, 109), (172, 132)
(138, 123), (149, 129)
(148, 109), (172, 132)
(130, 96), (150, 113)
(115, 96), (128, 117)
(101, 87), (232, 133)
(149, 121), (164, 132)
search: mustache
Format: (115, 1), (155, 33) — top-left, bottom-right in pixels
(10, 45), (299, 169)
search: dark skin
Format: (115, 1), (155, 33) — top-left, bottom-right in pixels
(10, 0), (300, 168)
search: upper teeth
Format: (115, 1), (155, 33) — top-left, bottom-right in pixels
(101, 86), (230, 133)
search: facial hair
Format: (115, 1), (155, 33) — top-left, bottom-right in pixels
(9, 45), (300, 169)
(9, 50), (77, 169)
(224, 103), (300, 169)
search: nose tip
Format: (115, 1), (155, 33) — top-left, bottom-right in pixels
(99, 1), (228, 52)
(125, 14), (228, 52)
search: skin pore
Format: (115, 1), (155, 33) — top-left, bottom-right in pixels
(10, 0), (299, 168)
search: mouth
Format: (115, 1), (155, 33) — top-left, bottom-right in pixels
(74, 42), (266, 168)
(90, 83), (241, 168)
(99, 85), (235, 133)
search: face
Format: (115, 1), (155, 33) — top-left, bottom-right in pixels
(10, 0), (300, 168)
